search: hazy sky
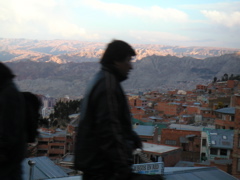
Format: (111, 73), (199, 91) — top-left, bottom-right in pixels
(1, 0), (240, 48)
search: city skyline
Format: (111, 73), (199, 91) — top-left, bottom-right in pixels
(0, 0), (240, 48)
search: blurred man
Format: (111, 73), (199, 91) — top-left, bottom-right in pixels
(74, 40), (163, 180)
(0, 63), (26, 180)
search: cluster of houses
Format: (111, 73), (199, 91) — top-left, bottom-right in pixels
(25, 79), (240, 179)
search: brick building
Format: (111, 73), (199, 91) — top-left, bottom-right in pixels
(231, 94), (240, 178)
(155, 102), (182, 116)
(186, 106), (200, 115)
(200, 107), (215, 119)
(196, 85), (207, 91)
(137, 142), (182, 167)
(37, 129), (74, 160)
(128, 96), (148, 107)
(214, 107), (235, 130)
(161, 128), (201, 162)
(131, 106), (146, 120)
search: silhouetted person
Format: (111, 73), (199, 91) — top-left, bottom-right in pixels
(22, 92), (41, 143)
(74, 40), (164, 180)
(0, 63), (26, 180)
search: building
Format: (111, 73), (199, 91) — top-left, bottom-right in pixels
(231, 94), (240, 178)
(133, 125), (158, 143)
(196, 84), (207, 91)
(215, 107), (235, 130)
(22, 156), (69, 180)
(139, 142), (182, 167)
(161, 128), (201, 162)
(155, 101), (182, 116)
(201, 128), (234, 161)
(164, 166), (236, 180)
(36, 129), (74, 160)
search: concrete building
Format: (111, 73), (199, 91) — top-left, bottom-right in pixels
(201, 128), (234, 161)
(139, 142), (182, 167)
(133, 125), (158, 143)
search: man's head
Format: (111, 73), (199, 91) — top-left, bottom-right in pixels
(100, 40), (136, 78)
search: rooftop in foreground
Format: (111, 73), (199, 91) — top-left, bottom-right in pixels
(143, 142), (180, 154)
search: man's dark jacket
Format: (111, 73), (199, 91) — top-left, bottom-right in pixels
(0, 79), (26, 176)
(74, 65), (142, 175)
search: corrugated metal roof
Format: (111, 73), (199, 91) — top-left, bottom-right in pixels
(39, 129), (67, 138)
(164, 167), (237, 180)
(58, 166), (75, 174)
(45, 176), (81, 180)
(143, 142), (180, 154)
(48, 167), (236, 179)
(206, 129), (234, 149)
(149, 116), (163, 120)
(169, 124), (202, 131)
(200, 107), (212, 111)
(22, 156), (68, 180)
(133, 125), (155, 136)
(215, 107), (235, 114)
(62, 154), (74, 162)
(175, 161), (195, 167)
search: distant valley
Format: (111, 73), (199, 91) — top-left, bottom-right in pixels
(1, 38), (240, 98)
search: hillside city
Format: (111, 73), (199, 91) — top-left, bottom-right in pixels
(22, 74), (240, 179)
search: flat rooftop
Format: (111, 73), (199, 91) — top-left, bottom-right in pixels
(143, 142), (180, 154)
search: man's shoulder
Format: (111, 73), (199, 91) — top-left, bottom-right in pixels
(85, 70), (119, 96)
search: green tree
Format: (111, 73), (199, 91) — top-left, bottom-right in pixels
(216, 102), (224, 109)
(49, 99), (82, 127)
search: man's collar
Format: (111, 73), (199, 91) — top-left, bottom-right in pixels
(101, 64), (127, 82)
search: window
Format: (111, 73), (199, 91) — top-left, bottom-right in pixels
(51, 146), (64, 149)
(222, 115), (226, 120)
(165, 140), (177, 145)
(210, 148), (218, 155)
(220, 149), (227, 156)
(223, 136), (227, 140)
(238, 159), (240, 171)
(38, 141), (48, 145)
(202, 139), (206, 146)
(37, 150), (48, 154)
(216, 113), (222, 118)
(238, 135), (240, 147)
(230, 116), (235, 122)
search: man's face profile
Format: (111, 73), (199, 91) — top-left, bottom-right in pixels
(114, 56), (133, 78)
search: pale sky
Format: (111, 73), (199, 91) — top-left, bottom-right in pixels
(0, 0), (240, 48)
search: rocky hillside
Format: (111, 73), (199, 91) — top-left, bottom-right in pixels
(0, 38), (239, 64)
(4, 53), (240, 98)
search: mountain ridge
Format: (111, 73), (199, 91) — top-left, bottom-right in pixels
(4, 53), (240, 98)
(1, 38), (240, 64)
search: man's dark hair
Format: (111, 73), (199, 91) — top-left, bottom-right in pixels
(100, 40), (136, 65)
(0, 62), (15, 82)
